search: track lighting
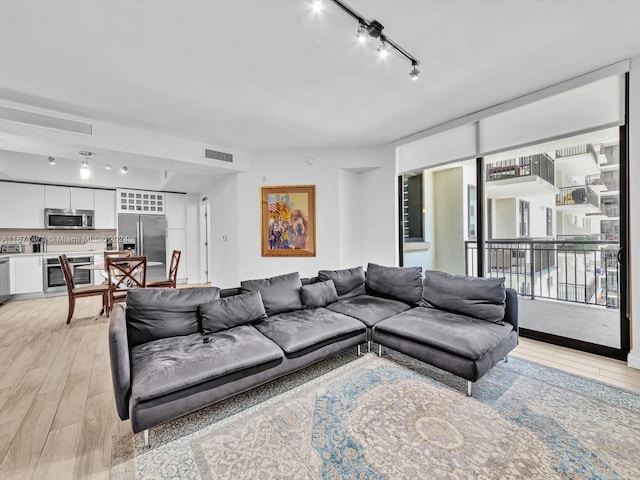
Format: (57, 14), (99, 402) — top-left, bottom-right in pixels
(311, 0), (322, 13)
(48, 156), (55, 165)
(378, 39), (390, 59)
(410, 62), (420, 80)
(356, 23), (367, 43)
(323, 0), (420, 79)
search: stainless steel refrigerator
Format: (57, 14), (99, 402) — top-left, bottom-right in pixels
(118, 214), (167, 281)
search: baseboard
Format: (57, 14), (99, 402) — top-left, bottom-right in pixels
(628, 349), (640, 370)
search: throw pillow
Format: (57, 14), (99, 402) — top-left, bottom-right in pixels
(126, 287), (220, 347)
(366, 263), (423, 305)
(199, 291), (267, 334)
(300, 280), (339, 309)
(241, 272), (303, 316)
(422, 270), (506, 323)
(317, 266), (365, 299)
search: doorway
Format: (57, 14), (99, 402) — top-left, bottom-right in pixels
(479, 127), (628, 359)
(199, 196), (211, 284)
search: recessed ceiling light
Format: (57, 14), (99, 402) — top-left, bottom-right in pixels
(311, 0), (322, 13)
(48, 156), (55, 165)
(105, 164), (112, 170)
(121, 166), (128, 174)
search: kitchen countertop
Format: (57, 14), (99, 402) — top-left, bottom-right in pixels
(0, 250), (107, 259)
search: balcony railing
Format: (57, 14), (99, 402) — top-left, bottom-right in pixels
(555, 185), (599, 209)
(586, 170), (620, 191)
(465, 239), (619, 308)
(486, 153), (554, 185)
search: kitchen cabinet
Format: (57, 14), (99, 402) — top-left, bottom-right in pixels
(0, 182), (44, 229)
(167, 229), (187, 282)
(44, 185), (95, 211)
(94, 190), (116, 229)
(44, 185), (71, 209)
(10, 256), (43, 294)
(165, 193), (187, 229)
(70, 188), (94, 210)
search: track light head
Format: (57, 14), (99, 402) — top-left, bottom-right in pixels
(356, 23), (367, 43)
(410, 62), (420, 80)
(378, 38), (389, 59)
(311, 0), (322, 13)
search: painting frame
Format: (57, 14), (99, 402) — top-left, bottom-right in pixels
(261, 185), (316, 257)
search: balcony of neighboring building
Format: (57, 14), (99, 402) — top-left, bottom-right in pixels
(554, 144), (600, 177)
(586, 170), (620, 195)
(555, 185), (600, 213)
(485, 154), (556, 199)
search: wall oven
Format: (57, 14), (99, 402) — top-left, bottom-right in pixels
(44, 208), (94, 230)
(44, 255), (93, 292)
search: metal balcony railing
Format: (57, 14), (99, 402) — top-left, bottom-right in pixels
(555, 144), (598, 169)
(586, 170), (620, 191)
(556, 185), (599, 208)
(465, 239), (620, 308)
(486, 153), (555, 185)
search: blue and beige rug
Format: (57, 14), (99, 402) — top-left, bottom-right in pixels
(111, 349), (640, 479)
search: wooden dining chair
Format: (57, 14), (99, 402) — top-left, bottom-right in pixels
(60, 254), (109, 324)
(147, 250), (182, 288)
(105, 255), (147, 312)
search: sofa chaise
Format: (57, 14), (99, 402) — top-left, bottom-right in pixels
(109, 264), (518, 446)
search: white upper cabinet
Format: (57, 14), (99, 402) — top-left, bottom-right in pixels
(44, 185), (94, 210)
(70, 188), (94, 210)
(0, 182), (44, 228)
(44, 185), (70, 209)
(94, 190), (116, 229)
(165, 193), (187, 229)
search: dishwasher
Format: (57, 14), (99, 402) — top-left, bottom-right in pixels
(0, 257), (10, 305)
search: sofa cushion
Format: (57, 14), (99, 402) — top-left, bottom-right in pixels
(422, 271), (506, 323)
(317, 266), (365, 299)
(366, 263), (423, 305)
(300, 280), (339, 309)
(241, 272), (303, 316)
(199, 291), (267, 335)
(326, 295), (411, 327)
(130, 326), (283, 402)
(375, 307), (514, 361)
(126, 287), (220, 347)
(254, 308), (365, 355)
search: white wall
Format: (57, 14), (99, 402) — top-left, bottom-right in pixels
(205, 146), (395, 288)
(185, 192), (201, 283)
(495, 199), (518, 239)
(628, 56), (640, 368)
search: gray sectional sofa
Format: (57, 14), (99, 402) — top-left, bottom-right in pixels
(109, 264), (518, 446)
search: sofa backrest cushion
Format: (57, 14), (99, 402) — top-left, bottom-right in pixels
(300, 280), (339, 309)
(241, 272), (303, 316)
(126, 287), (220, 347)
(317, 266), (365, 299)
(199, 291), (267, 334)
(422, 270), (506, 323)
(366, 263), (423, 306)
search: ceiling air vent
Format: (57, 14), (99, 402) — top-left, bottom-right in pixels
(204, 148), (233, 163)
(0, 105), (93, 135)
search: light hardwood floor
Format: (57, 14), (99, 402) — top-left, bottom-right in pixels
(0, 294), (639, 479)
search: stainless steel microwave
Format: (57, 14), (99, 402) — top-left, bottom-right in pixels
(44, 208), (95, 230)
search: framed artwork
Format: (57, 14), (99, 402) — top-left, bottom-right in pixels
(261, 185), (316, 257)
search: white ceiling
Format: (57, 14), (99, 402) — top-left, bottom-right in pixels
(0, 0), (639, 154)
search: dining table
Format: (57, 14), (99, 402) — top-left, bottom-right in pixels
(77, 261), (164, 271)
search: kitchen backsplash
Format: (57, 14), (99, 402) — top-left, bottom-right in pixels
(0, 229), (117, 253)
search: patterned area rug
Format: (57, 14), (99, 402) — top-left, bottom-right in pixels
(112, 350), (640, 479)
